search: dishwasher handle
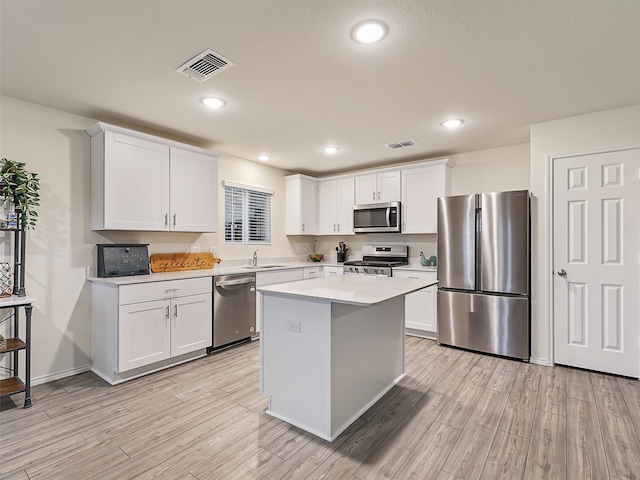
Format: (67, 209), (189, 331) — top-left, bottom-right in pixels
(215, 278), (256, 288)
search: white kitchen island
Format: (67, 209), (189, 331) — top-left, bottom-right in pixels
(258, 274), (436, 441)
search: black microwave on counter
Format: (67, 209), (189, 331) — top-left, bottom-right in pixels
(353, 202), (401, 234)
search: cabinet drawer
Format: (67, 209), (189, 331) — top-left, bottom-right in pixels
(394, 270), (437, 281)
(119, 277), (212, 305)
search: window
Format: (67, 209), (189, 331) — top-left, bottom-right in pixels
(224, 181), (273, 244)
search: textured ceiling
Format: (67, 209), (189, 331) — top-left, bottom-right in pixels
(1, 0), (639, 175)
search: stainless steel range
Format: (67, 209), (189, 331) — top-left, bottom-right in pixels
(343, 245), (409, 277)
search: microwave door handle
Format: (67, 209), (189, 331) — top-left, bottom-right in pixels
(386, 207), (391, 227)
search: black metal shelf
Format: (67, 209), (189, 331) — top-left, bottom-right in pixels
(0, 210), (32, 408)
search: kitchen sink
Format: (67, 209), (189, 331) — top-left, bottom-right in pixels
(243, 265), (285, 269)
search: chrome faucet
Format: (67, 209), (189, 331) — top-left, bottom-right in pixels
(252, 248), (259, 267)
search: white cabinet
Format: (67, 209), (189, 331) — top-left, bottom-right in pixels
(393, 270), (437, 338)
(323, 266), (344, 277)
(355, 170), (400, 205)
(318, 177), (355, 235)
(169, 147), (218, 232)
(285, 174), (318, 235)
(401, 160), (452, 234)
(91, 277), (212, 384)
(88, 122), (218, 232)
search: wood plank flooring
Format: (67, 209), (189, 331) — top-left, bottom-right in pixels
(1, 337), (639, 480)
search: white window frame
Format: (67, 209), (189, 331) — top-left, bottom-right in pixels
(223, 180), (273, 244)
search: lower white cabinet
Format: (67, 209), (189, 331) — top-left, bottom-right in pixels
(91, 277), (212, 384)
(393, 270), (437, 338)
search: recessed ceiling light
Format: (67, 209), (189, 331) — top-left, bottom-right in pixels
(440, 119), (464, 129)
(323, 146), (340, 154)
(352, 20), (388, 44)
(200, 96), (227, 109)
(257, 155), (270, 162)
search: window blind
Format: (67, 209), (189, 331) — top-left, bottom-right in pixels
(224, 183), (272, 243)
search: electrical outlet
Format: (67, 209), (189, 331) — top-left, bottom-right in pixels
(190, 246), (200, 253)
(209, 246), (218, 254)
(286, 320), (301, 333)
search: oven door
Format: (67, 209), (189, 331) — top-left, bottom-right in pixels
(353, 202), (401, 233)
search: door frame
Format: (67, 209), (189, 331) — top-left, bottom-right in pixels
(546, 144), (640, 374)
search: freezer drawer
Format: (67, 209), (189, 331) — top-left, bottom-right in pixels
(437, 290), (529, 360)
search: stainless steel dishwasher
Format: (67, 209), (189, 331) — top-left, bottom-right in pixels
(212, 273), (256, 350)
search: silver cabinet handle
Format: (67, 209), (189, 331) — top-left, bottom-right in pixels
(174, 304), (178, 318)
(557, 269), (567, 277)
(173, 214), (176, 227)
(164, 213), (168, 227)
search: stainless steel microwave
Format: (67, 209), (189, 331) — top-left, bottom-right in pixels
(353, 202), (401, 233)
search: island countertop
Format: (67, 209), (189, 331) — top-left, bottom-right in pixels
(257, 274), (437, 306)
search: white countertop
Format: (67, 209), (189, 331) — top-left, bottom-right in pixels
(258, 274), (437, 306)
(87, 262), (328, 286)
(86, 261), (436, 286)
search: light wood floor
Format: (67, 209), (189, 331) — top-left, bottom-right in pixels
(2, 337), (639, 480)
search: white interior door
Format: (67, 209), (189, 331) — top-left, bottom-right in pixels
(553, 148), (639, 378)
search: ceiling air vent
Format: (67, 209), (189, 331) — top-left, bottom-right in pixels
(386, 139), (417, 149)
(176, 49), (233, 82)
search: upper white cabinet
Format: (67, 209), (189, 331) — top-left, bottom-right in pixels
(88, 122), (218, 232)
(169, 147), (218, 232)
(355, 170), (400, 205)
(401, 160), (452, 234)
(285, 174), (318, 235)
(318, 177), (355, 235)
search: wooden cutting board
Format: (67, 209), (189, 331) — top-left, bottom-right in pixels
(150, 252), (221, 272)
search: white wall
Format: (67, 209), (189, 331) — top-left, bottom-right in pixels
(0, 95), (305, 383)
(0, 95), (531, 383)
(530, 104), (640, 365)
(450, 143), (530, 195)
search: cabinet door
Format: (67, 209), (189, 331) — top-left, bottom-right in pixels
(377, 170), (401, 203)
(318, 180), (338, 235)
(404, 287), (437, 333)
(394, 270), (437, 336)
(104, 132), (170, 231)
(402, 165), (445, 234)
(285, 176), (317, 235)
(169, 148), (218, 232)
(171, 293), (212, 357)
(355, 174), (377, 204)
(119, 299), (170, 371)
(336, 177), (355, 234)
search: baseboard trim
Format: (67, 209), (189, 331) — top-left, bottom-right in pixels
(32, 363), (93, 386)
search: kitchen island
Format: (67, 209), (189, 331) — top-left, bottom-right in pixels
(258, 274), (436, 441)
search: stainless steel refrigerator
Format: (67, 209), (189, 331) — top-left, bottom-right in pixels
(437, 190), (530, 360)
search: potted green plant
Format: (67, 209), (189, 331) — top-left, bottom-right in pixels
(0, 158), (40, 229)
